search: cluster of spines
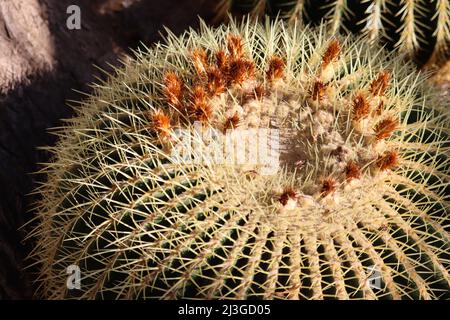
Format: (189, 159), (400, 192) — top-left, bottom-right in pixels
(159, 35), (402, 204)
(158, 33), (285, 134)
(215, 0), (450, 65)
(286, 39), (401, 202)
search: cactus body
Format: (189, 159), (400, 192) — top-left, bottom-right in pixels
(29, 19), (450, 299)
(215, 0), (450, 65)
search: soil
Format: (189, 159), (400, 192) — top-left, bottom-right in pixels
(0, 0), (213, 299)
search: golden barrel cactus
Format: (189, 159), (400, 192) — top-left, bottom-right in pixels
(29, 18), (449, 299)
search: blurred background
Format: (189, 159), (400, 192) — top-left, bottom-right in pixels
(0, 0), (448, 299)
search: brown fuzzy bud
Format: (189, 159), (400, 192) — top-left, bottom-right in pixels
(322, 40), (341, 67)
(188, 85), (212, 122)
(345, 161), (361, 181)
(373, 117), (397, 141)
(151, 110), (171, 137)
(375, 100), (385, 115)
(352, 93), (370, 121)
(320, 177), (336, 197)
(311, 81), (326, 102)
(253, 83), (265, 99)
(206, 67), (226, 97)
(164, 72), (183, 108)
(370, 71), (390, 96)
(376, 150), (399, 171)
(223, 113), (240, 132)
(192, 48), (209, 75)
(279, 187), (297, 206)
(266, 56), (285, 82)
(228, 58), (255, 85)
(320, 177), (337, 196)
(227, 34), (244, 59)
(216, 50), (229, 73)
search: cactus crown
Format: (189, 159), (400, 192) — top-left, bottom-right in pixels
(215, 0), (450, 65)
(29, 18), (449, 299)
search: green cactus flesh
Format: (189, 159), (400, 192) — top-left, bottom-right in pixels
(30, 19), (450, 299)
(216, 0), (450, 65)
